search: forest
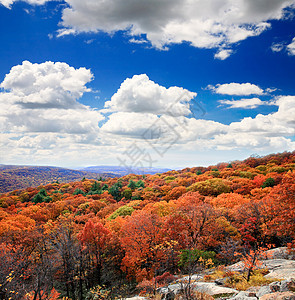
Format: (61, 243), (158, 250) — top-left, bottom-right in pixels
(0, 151), (294, 299)
(0, 166), (102, 194)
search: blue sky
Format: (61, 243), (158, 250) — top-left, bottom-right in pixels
(0, 0), (295, 169)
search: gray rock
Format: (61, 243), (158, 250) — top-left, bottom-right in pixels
(265, 248), (294, 260)
(227, 261), (246, 273)
(269, 281), (281, 292)
(261, 259), (295, 270)
(177, 274), (203, 282)
(227, 258), (295, 279)
(161, 290), (175, 300)
(257, 285), (272, 298)
(228, 291), (257, 299)
(246, 286), (260, 294)
(157, 287), (170, 294)
(161, 283), (182, 294)
(123, 297), (147, 300)
(158, 281), (238, 298)
(280, 279), (295, 292)
(262, 260), (295, 280)
(215, 278), (228, 285)
(259, 291), (295, 300)
(192, 281), (238, 296)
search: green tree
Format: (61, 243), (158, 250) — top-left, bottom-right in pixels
(127, 180), (137, 191)
(108, 205), (135, 220)
(101, 184), (108, 191)
(32, 188), (47, 203)
(123, 189), (133, 200)
(73, 188), (85, 195)
(136, 180), (145, 189)
(262, 177), (275, 188)
(109, 181), (123, 201)
(91, 181), (101, 192)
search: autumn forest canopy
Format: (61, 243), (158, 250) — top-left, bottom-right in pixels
(0, 151), (295, 299)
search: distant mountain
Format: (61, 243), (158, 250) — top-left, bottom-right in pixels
(0, 165), (110, 193)
(79, 165), (171, 176)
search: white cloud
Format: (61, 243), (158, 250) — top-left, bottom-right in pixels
(212, 82), (264, 95)
(219, 97), (266, 109)
(0, 0), (49, 9)
(227, 96), (295, 136)
(0, 61), (103, 134)
(100, 75), (295, 156)
(2, 0), (294, 58)
(271, 42), (285, 52)
(100, 112), (158, 137)
(209, 96), (295, 152)
(0, 60), (93, 108)
(56, 28), (77, 38)
(1, 63), (295, 168)
(214, 49), (233, 60)
(57, 0), (294, 56)
(99, 75), (295, 157)
(287, 37), (295, 55)
(265, 87), (277, 93)
(104, 74), (197, 116)
(0, 61), (107, 167)
(129, 38), (148, 44)
(271, 37), (295, 55)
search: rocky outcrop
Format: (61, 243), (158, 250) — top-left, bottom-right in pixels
(155, 249), (295, 300)
(227, 259), (295, 280)
(229, 291), (257, 299)
(225, 279), (295, 300)
(259, 291), (295, 300)
(262, 260), (295, 280)
(124, 297), (147, 300)
(158, 281), (238, 298)
(192, 282), (238, 296)
(265, 247), (294, 260)
(158, 275), (295, 299)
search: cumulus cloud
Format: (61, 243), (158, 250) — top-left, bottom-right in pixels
(214, 49), (233, 60)
(211, 82), (264, 95)
(0, 61), (108, 166)
(287, 37), (295, 55)
(104, 74), (196, 116)
(0, 61), (103, 134)
(2, 0), (294, 58)
(227, 96), (295, 137)
(1, 63), (295, 167)
(271, 37), (295, 55)
(100, 75), (295, 155)
(219, 97), (267, 109)
(0, 61), (93, 109)
(57, 0), (294, 56)
(0, 0), (49, 9)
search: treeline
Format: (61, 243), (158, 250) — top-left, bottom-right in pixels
(0, 151), (294, 299)
(0, 165), (103, 193)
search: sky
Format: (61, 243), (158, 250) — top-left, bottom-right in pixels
(0, 0), (295, 170)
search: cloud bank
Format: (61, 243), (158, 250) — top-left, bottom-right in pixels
(0, 61), (105, 166)
(1, 62), (295, 167)
(2, 0), (295, 58)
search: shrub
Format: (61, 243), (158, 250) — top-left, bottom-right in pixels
(189, 179), (231, 196)
(73, 188), (85, 195)
(262, 177), (275, 188)
(108, 205), (134, 220)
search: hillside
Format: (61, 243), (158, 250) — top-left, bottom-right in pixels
(0, 151), (294, 299)
(79, 165), (171, 176)
(0, 165), (170, 194)
(0, 165), (106, 193)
